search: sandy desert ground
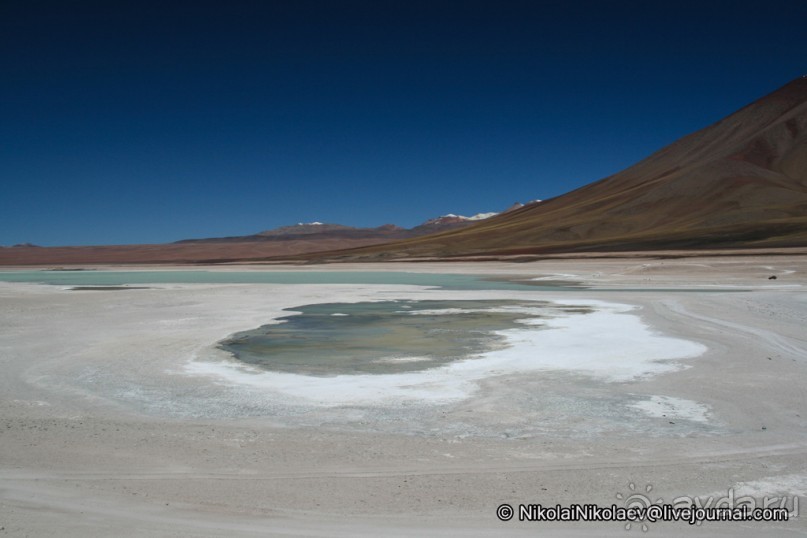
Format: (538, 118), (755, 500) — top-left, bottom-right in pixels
(1, 255), (806, 536)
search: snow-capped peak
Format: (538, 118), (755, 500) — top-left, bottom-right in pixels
(296, 221), (323, 226)
(421, 212), (498, 226)
(466, 212), (498, 221)
(420, 200), (543, 227)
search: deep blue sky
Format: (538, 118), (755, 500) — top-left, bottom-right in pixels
(2, 0), (806, 246)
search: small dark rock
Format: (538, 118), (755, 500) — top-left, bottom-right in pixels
(768, 275), (777, 280)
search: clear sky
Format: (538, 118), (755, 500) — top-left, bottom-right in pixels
(2, 0), (806, 246)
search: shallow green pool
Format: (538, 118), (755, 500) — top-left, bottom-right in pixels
(220, 299), (591, 376)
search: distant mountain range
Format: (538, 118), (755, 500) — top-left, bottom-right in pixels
(0, 203), (538, 265)
(173, 202), (541, 245)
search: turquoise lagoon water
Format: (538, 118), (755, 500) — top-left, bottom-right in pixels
(0, 270), (566, 291)
(0, 270), (742, 293)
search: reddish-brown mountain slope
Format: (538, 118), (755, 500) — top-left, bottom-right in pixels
(307, 78), (807, 260)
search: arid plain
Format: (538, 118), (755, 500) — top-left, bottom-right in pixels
(1, 254), (805, 536)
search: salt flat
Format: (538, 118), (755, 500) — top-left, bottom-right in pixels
(0, 255), (806, 536)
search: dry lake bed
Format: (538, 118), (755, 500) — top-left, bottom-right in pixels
(0, 256), (805, 536)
